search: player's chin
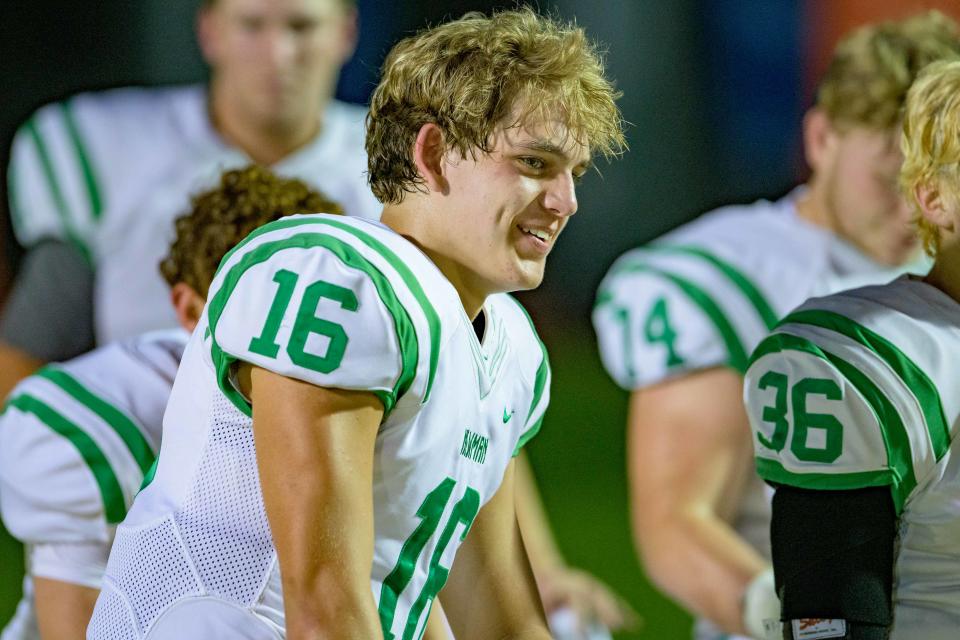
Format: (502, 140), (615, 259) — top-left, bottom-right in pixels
(507, 258), (547, 292)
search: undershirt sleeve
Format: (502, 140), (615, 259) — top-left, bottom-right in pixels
(28, 541), (109, 589)
(0, 240), (95, 361)
(772, 485), (896, 639)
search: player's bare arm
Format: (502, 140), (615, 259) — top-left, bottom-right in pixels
(0, 343), (43, 401)
(246, 364), (384, 640)
(441, 459), (551, 640)
(629, 367), (768, 635)
(33, 577), (100, 640)
(514, 451), (638, 631)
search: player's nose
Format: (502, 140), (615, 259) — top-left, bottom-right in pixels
(543, 172), (578, 218)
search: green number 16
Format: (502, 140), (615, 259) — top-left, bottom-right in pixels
(247, 268), (358, 373)
(378, 478), (480, 640)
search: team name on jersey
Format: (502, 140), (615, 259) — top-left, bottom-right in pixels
(459, 429), (489, 465)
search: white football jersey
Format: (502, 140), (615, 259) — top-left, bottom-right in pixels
(8, 85), (381, 344)
(592, 192), (912, 640)
(89, 214), (550, 640)
(745, 277), (960, 639)
(0, 330), (187, 640)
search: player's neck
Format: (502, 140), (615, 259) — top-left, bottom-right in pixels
(208, 87), (322, 166)
(794, 181), (837, 233)
(381, 203), (490, 319)
(924, 238), (960, 304)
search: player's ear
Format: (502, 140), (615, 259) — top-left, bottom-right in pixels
(803, 107), (839, 175)
(914, 181), (955, 232)
(336, 5), (360, 63)
(170, 283), (206, 333)
(196, 3), (219, 65)
(413, 123), (449, 195)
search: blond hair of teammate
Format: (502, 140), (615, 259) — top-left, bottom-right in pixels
(901, 58), (960, 256)
(818, 10), (960, 131)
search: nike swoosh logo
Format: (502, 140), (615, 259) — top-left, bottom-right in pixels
(502, 408), (514, 423)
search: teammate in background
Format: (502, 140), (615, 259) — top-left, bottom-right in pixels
(592, 12), (960, 640)
(0, 167), (343, 640)
(744, 58), (960, 640)
(88, 9), (625, 640)
(0, 0), (376, 398)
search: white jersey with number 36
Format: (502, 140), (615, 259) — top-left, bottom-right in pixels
(89, 214), (550, 640)
(745, 277), (960, 639)
(592, 193), (912, 640)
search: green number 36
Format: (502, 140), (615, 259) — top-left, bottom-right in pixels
(756, 372), (844, 463)
(248, 268), (358, 373)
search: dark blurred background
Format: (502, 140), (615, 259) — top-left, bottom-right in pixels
(2, 1), (960, 637)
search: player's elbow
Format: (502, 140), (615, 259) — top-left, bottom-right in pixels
(630, 502), (688, 593)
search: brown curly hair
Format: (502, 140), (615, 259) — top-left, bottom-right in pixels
(366, 7), (626, 204)
(159, 165), (342, 295)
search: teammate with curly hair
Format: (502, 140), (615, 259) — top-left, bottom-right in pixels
(0, 0), (374, 399)
(0, 167), (340, 640)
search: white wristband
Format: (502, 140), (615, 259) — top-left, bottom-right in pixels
(742, 568), (780, 639)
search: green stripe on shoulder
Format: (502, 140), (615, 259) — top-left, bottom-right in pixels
(36, 368), (155, 474)
(139, 458), (159, 491)
(780, 309), (950, 462)
(6, 394), (127, 523)
(651, 244), (779, 329)
(22, 117), (92, 264)
(208, 232), (419, 418)
(218, 216), (440, 402)
(750, 331), (915, 514)
(507, 296), (550, 456)
(606, 262), (749, 372)
(60, 100), (103, 221)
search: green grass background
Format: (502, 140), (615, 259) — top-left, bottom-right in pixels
(0, 328), (692, 638)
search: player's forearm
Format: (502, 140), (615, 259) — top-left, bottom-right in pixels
(514, 451), (565, 572)
(267, 460), (382, 640)
(500, 626), (554, 639)
(283, 583), (384, 640)
(445, 462), (552, 640)
(636, 507), (766, 634)
(34, 577), (100, 640)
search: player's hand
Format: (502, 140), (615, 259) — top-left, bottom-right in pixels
(536, 565), (640, 633)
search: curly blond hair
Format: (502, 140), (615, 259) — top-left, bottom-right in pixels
(160, 166), (342, 295)
(900, 59), (960, 256)
(817, 11), (960, 131)
(366, 7), (626, 204)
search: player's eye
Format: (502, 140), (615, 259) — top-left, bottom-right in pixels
(518, 156), (546, 171)
(238, 16), (266, 33)
(288, 17), (318, 34)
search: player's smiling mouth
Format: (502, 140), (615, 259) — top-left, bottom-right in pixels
(518, 225), (551, 242)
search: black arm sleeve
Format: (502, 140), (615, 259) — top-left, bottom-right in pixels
(0, 240), (95, 361)
(772, 485), (897, 640)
